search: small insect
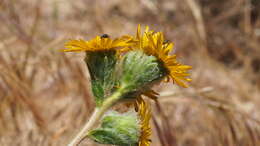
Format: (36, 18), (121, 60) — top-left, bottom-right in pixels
(101, 34), (109, 38)
(163, 40), (170, 44)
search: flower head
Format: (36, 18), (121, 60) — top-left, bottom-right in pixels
(63, 34), (135, 106)
(63, 34), (131, 52)
(126, 25), (192, 88)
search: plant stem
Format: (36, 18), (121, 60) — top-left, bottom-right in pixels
(68, 88), (125, 146)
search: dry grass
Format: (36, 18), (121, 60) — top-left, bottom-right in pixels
(0, 0), (260, 145)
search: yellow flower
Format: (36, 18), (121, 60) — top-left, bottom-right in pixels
(63, 34), (131, 52)
(136, 98), (152, 146)
(126, 25), (192, 88)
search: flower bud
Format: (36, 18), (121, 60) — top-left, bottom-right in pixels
(88, 111), (140, 146)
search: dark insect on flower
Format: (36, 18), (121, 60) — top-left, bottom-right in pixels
(163, 40), (170, 44)
(101, 34), (109, 38)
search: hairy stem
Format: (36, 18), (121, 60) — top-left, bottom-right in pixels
(68, 88), (125, 146)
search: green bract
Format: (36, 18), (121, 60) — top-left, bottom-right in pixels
(88, 111), (140, 146)
(85, 51), (117, 106)
(86, 50), (165, 106)
(116, 51), (165, 98)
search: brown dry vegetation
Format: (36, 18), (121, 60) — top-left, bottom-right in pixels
(0, 0), (260, 146)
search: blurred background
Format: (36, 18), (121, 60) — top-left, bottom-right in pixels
(0, 0), (260, 145)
